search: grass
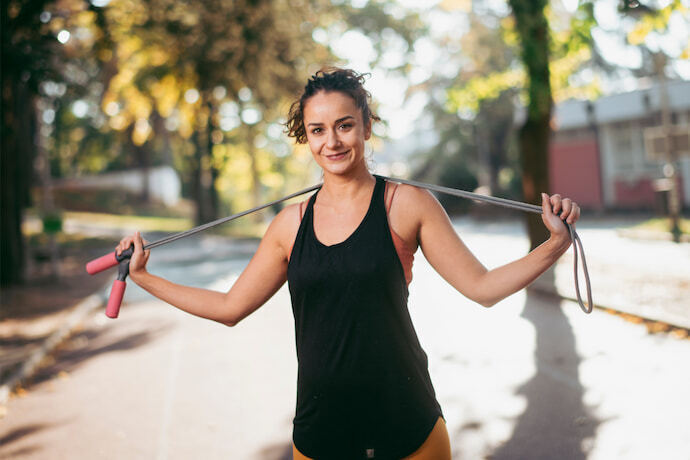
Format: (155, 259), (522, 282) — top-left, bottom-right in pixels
(63, 211), (193, 233)
(24, 209), (268, 241)
(627, 216), (690, 235)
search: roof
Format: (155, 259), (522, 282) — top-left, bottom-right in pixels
(553, 79), (690, 130)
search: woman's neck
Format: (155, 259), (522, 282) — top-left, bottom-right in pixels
(319, 168), (375, 204)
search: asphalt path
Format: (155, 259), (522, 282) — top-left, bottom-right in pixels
(2, 221), (689, 459)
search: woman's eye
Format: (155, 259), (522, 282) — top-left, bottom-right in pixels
(311, 127), (322, 134)
(339, 123), (352, 130)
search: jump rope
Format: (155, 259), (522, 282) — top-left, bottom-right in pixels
(86, 176), (593, 317)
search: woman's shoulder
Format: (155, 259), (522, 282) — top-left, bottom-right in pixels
(269, 202), (302, 233)
(264, 201), (307, 249)
(385, 181), (446, 246)
(387, 181), (441, 214)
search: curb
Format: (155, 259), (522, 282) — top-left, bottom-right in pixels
(616, 228), (690, 243)
(0, 285), (109, 405)
(527, 282), (690, 331)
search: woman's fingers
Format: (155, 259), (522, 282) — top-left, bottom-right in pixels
(567, 204), (580, 225)
(116, 237), (133, 256)
(550, 194), (562, 214)
(541, 193), (554, 216)
(544, 193), (581, 225)
(142, 238), (151, 262)
(115, 233), (146, 256)
(129, 231), (152, 272)
(542, 193), (581, 236)
(133, 231), (142, 251)
(559, 199), (580, 224)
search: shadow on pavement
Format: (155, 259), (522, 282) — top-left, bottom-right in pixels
(0, 423), (52, 458)
(492, 287), (599, 459)
(256, 441), (294, 460)
(26, 321), (174, 389)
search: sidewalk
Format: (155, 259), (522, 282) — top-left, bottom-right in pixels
(0, 233), (261, 405)
(0, 237), (115, 405)
(532, 218), (690, 330)
(454, 215), (690, 330)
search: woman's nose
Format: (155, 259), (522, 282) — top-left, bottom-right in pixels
(326, 129), (341, 149)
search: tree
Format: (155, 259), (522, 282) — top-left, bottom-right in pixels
(412, 9), (522, 208)
(1, 0), (105, 284)
(2, 0), (427, 285)
(100, 0), (423, 224)
(507, 0), (553, 250)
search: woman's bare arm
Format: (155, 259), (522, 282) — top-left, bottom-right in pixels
(119, 204), (301, 326)
(397, 186), (578, 308)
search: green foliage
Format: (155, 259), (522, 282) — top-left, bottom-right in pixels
(42, 213), (63, 234)
(2, 0), (102, 284)
(5, 0), (426, 237)
(446, 0), (607, 116)
(340, 0), (426, 68)
(412, 7), (523, 204)
(436, 154), (479, 214)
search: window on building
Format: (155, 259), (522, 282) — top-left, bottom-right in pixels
(611, 121), (635, 170)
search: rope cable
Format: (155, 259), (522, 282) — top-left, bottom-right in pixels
(140, 176), (593, 314)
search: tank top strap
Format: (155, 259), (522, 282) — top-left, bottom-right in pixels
(371, 174), (387, 212)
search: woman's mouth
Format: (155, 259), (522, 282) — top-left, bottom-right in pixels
(325, 150), (350, 161)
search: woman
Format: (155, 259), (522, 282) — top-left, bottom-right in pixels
(116, 68), (580, 459)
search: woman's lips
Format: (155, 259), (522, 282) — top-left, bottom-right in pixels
(325, 150), (349, 161)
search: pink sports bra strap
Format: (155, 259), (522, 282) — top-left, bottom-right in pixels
(385, 182), (399, 213)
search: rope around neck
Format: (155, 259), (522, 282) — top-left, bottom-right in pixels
(143, 176), (593, 314)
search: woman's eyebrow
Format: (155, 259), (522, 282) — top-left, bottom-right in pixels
(306, 115), (355, 127)
(335, 115), (355, 123)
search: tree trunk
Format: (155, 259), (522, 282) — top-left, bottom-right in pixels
(518, 118), (551, 250)
(206, 102), (219, 220)
(191, 131), (210, 225)
(246, 124), (263, 223)
(1, 74), (34, 285)
(151, 109), (174, 166)
(136, 143), (151, 204)
(509, 0), (552, 251)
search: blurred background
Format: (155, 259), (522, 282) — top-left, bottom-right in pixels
(2, 0), (690, 283)
(1, 0), (689, 459)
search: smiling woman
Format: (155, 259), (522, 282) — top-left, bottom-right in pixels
(115, 67), (580, 460)
(302, 91), (371, 176)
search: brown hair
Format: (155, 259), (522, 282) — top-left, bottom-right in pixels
(285, 67), (380, 144)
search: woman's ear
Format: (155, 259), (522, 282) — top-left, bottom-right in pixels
(364, 119), (372, 140)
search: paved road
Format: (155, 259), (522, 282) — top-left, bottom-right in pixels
(2, 220), (689, 459)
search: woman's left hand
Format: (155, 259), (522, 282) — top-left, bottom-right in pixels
(541, 193), (580, 244)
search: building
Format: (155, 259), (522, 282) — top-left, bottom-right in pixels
(550, 79), (690, 212)
(54, 165), (182, 206)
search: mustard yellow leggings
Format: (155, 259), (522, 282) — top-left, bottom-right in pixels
(292, 416), (451, 460)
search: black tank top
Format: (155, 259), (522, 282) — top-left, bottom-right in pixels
(287, 175), (442, 459)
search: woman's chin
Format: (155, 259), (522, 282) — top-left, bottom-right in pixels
(322, 161), (367, 177)
(323, 165), (350, 176)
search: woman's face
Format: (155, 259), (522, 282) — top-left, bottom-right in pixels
(302, 90), (371, 177)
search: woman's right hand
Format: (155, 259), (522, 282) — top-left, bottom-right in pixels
(115, 231), (150, 281)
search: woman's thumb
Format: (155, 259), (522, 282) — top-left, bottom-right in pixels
(541, 193), (552, 216)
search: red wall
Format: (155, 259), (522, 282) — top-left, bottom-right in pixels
(614, 176), (684, 209)
(549, 138), (603, 210)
